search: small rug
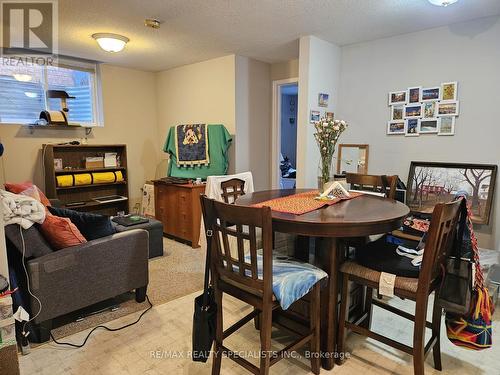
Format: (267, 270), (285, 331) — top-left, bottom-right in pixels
(50, 237), (205, 340)
(252, 190), (363, 215)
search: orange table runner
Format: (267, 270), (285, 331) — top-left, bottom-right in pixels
(251, 190), (363, 215)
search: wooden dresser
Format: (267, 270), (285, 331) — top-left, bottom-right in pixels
(153, 181), (206, 248)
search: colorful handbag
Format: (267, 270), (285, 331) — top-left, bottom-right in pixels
(445, 201), (493, 350)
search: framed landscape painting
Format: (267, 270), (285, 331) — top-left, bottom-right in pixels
(407, 161), (497, 224)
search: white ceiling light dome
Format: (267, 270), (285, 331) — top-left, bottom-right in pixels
(92, 33), (129, 53)
(428, 0), (458, 6)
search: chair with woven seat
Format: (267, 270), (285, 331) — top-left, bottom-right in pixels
(201, 196), (327, 375)
(345, 173), (398, 199)
(337, 199), (463, 375)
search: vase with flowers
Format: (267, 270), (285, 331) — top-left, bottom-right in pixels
(313, 116), (348, 194)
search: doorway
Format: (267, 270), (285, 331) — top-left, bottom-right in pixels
(271, 78), (298, 189)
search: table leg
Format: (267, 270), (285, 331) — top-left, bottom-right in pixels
(314, 237), (340, 370)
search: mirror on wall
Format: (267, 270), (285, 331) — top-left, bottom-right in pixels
(337, 144), (369, 175)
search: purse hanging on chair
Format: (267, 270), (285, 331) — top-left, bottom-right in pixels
(192, 199), (218, 362)
(437, 198), (473, 315)
(444, 199), (493, 350)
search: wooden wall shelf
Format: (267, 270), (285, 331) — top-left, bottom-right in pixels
(43, 144), (129, 215)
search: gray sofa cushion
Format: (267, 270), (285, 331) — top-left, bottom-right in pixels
(5, 224), (53, 258)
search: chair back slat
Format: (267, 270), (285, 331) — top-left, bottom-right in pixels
(221, 178), (246, 204)
(419, 199), (463, 290)
(201, 195), (273, 297)
(346, 173), (398, 199)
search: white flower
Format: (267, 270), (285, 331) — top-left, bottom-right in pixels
(340, 120), (346, 126)
(333, 125), (340, 131)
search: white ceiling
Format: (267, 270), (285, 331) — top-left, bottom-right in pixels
(58, 0), (500, 72)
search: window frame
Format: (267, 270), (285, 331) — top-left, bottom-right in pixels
(0, 57), (103, 127)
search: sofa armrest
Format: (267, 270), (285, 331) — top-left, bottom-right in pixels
(27, 229), (149, 323)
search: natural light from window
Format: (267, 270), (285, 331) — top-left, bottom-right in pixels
(0, 61), (99, 126)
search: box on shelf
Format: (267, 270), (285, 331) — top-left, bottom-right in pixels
(104, 152), (118, 168)
(85, 156), (104, 169)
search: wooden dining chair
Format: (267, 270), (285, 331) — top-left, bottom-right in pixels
(345, 173), (398, 199)
(337, 199), (463, 375)
(221, 178), (246, 204)
(201, 196), (325, 375)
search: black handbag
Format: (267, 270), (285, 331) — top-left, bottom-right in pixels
(192, 227), (217, 362)
(436, 198), (473, 315)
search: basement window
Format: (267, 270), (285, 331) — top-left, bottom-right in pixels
(0, 58), (102, 126)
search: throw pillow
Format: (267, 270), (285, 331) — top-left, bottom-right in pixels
(47, 206), (116, 240)
(40, 213), (87, 250)
(5, 182), (51, 207)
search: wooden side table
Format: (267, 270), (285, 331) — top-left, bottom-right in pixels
(153, 181), (206, 248)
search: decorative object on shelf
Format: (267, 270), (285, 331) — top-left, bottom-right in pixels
(104, 152), (118, 167)
(310, 110), (320, 123)
(387, 81), (459, 136)
(312, 115), (348, 194)
(407, 161), (497, 224)
(39, 90), (76, 126)
(318, 93), (329, 107)
(85, 156), (104, 168)
(54, 158), (63, 171)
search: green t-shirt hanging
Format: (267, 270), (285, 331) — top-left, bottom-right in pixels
(163, 124), (232, 179)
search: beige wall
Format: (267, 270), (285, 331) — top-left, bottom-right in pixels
(155, 55), (236, 172)
(337, 16), (500, 250)
(235, 56), (272, 190)
(271, 59), (299, 81)
(0, 64), (159, 209)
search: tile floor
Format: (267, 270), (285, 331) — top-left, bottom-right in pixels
(18, 288), (499, 375)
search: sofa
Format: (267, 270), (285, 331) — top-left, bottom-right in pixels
(5, 223), (149, 343)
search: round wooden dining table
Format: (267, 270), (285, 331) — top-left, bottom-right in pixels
(236, 189), (410, 370)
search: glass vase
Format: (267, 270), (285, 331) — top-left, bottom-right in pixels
(317, 157), (335, 194)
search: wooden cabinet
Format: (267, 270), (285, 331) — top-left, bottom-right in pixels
(154, 181), (205, 248)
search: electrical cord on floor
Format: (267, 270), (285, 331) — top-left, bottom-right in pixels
(44, 294), (153, 348)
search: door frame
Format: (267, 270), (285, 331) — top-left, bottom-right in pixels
(271, 77), (298, 189)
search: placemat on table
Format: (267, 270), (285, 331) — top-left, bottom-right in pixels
(251, 190), (363, 215)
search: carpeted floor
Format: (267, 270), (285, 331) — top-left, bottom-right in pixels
(51, 237), (206, 340)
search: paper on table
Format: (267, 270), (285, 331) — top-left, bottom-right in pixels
(318, 181), (351, 200)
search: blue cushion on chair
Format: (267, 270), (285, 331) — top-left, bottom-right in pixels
(243, 254), (328, 310)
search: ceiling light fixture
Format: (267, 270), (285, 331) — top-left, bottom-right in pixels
(427, 0), (458, 7)
(92, 33), (129, 53)
(13, 74), (32, 82)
